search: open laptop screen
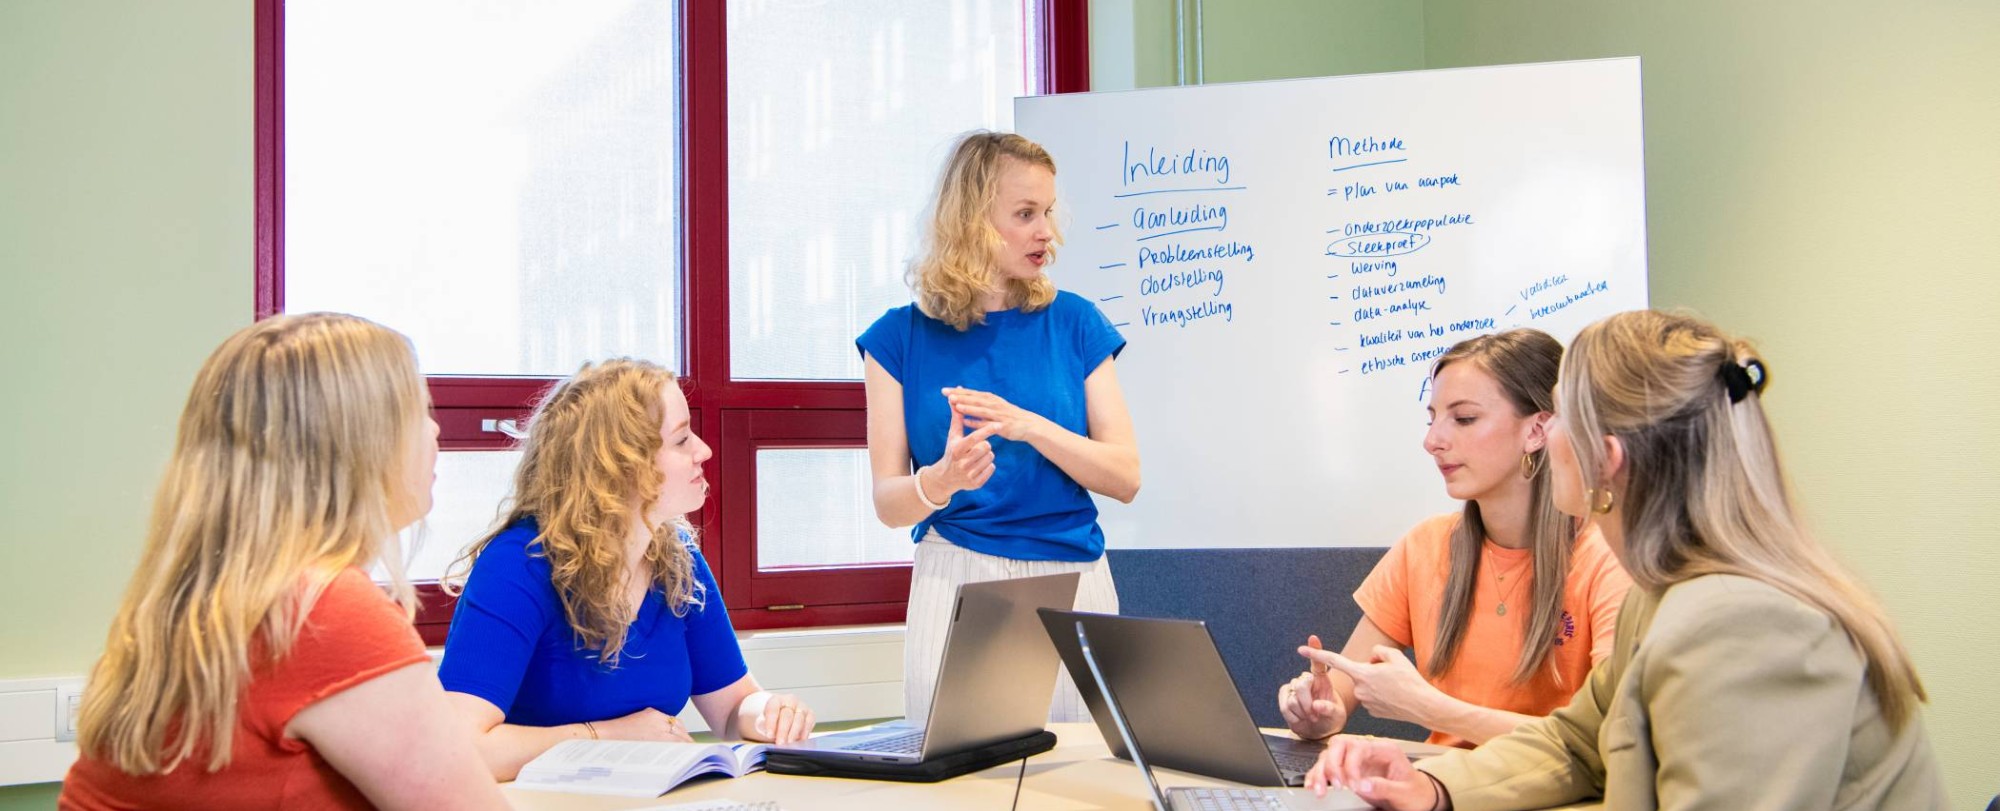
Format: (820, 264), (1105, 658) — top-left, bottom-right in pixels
(1076, 621), (1174, 811)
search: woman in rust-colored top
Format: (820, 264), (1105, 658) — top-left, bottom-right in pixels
(60, 313), (503, 810)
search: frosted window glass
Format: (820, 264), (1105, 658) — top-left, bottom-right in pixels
(285, 1), (680, 376)
(386, 450), (521, 584)
(756, 449), (913, 568)
(726, 0), (1041, 380)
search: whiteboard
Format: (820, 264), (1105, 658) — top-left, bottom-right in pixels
(1015, 58), (1648, 549)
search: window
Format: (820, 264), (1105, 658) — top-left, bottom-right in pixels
(257, 0), (1089, 640)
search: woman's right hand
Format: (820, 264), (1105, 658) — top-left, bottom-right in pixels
(1303, 735), (1445, 810)
(925, 408), (1001, 497)
(594, 707), (695, 743)
(1279, 634), (1348, 739)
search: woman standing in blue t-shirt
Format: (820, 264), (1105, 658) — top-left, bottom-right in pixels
(858, 132), (1142, 724)
(437, 359), (815, 780)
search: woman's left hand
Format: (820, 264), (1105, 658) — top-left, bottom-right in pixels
(752, 693), (815, 744)
(1303, 644), (1439, 727)
(1304, 736), (1442, 810)
(943, 387), (1048, 443)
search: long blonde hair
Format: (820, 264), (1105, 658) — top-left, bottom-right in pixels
(1426, 329), (1573, 684)
(77, 313), (426, 774)
(447, 358), (701, 665)
(1560, 309), (1925, 727)
(911, 131), (1061, 331)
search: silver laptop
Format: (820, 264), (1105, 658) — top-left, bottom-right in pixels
(1039, 609), (1336, 787)
(1076, 620), (1372, 811)
(769, 572), (1079, 766)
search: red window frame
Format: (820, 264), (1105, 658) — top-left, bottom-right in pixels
(255, 0), (1090, 642)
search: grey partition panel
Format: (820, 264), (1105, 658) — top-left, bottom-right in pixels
(1105, 547), (1429, 740)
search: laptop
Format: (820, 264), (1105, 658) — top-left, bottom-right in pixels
(769, 572), (1079, 767)
(1039, 609), (1331, 787)
(1075, 620), (1372, 811)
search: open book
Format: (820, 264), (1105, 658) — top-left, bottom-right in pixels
(512, 739), (771, 797)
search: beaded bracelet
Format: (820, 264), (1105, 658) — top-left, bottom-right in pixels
(913, 465), (949, 511)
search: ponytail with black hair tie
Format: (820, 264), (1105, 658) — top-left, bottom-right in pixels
(1719, 358), (1768, 403)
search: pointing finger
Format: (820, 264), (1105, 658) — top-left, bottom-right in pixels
(964, 422), (1003, 444)
(953, 401), (996, 419)
(1370, 645), (1409, 666)
(1302, 646), (1366, 676)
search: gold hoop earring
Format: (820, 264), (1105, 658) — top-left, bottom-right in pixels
(1520, 451), (1544, 480)
(1590, 488), (1616, 514)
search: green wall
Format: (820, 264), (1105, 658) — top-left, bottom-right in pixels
(1092, 0), (1424, 90)
(0, 787), (56, 811)
(0, 0), (252, 669)
(1112, 0), (2000, 806)
(0, 0), (250, 806)
(1420, 3), (2000, 806)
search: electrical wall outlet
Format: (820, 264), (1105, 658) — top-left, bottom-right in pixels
(54, 680), (84, 743)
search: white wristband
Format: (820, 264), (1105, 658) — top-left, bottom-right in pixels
(912, 465), (949, 511)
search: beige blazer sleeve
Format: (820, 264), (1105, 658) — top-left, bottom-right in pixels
(1416, 589), (1644, 811)
(1618, 579), (1863, 810)
(1423, 576), (1943, 811)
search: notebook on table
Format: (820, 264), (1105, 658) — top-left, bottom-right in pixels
(511, 738), (768, 797)
(634, 801), (781, 811)
(765, 572), (1079, 778)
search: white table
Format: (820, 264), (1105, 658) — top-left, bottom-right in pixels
(502, 723), (1604, 811)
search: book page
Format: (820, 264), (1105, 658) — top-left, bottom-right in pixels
(635, 800), (781, 811)
(514, 739), (743, 797)
(727, 742), (771, 774)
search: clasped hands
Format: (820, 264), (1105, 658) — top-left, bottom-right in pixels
(921, 387), (1049, 497)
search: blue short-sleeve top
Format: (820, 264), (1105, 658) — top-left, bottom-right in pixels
(855, 290), (1126, 562)
(438, 517), (749, 727)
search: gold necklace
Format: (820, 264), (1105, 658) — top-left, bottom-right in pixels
(1487, 552), (1531, 617)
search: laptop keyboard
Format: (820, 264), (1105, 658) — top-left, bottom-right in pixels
(838, 730), (927, 754)
(1173, 788), (1288, 811)
(1272, 748), (1320, 775)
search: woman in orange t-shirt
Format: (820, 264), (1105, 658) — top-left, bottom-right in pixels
(60, 313), (505, 810)
(1278, 329), (1631, 748)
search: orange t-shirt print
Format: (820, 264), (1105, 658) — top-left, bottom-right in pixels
(1353, 513), (1632, 749)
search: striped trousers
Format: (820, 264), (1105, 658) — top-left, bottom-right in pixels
(903, 530), (1119, 726)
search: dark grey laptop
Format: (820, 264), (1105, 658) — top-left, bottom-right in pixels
(1075, 621), (1372, 811)
(1039, 609), (1330, 787)
(769, 572), (1079, 766)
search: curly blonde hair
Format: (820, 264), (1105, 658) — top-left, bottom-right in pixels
(448, 358), (702, 665)
(911, 131), (1062, 331)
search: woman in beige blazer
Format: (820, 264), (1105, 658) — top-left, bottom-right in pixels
(1301, 309), (1945, 810)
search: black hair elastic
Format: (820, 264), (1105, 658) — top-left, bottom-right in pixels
(1719, 358), (1768, 403)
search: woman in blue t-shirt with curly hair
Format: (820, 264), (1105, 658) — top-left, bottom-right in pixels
(438, 359), (815, 780)
(858, 131), (1142, 724)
